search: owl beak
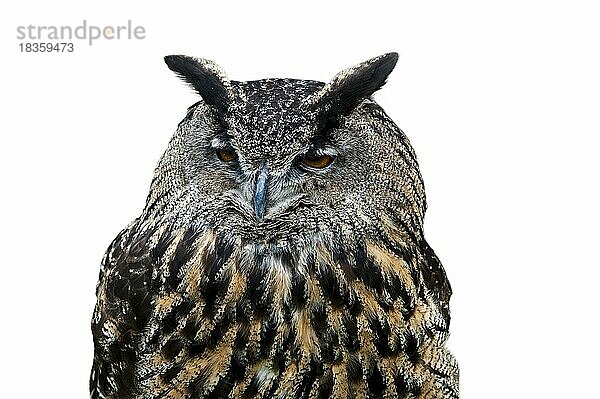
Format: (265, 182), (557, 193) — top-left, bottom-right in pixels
(253, 163), (269, 222)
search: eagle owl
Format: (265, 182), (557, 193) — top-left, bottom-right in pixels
(90, 53), (459, 399)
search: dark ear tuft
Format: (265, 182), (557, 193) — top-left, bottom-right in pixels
(164, 55), (232, 121)
(308, 52), (399, 127)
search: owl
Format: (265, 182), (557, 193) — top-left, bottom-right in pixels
(90, 53), (458, 399)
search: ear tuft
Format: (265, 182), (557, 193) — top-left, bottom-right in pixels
(164, 55), (232, 120)
(307, 52), (399, 122)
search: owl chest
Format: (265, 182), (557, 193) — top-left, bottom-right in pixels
(126, 247), (446, 398)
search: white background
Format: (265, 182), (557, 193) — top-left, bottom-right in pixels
(1, 1), (599, 397)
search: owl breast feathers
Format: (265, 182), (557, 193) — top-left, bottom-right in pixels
(90, 53), (459, 399)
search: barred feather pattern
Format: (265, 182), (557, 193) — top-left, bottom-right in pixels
(91, 53), (458, 398)
(91, 208), (457, 398)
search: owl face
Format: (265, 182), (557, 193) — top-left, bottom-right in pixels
(158, 53), (425, 245)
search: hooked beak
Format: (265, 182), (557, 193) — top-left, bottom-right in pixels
(253, 163), (269, 222)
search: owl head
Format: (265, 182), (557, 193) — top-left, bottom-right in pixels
(150, 53), (425, 248)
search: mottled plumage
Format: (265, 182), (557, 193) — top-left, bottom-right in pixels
(90, 53), (458, 399)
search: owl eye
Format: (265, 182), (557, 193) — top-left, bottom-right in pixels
(216, 148), (237, 162)
(300, 153), (335, 170)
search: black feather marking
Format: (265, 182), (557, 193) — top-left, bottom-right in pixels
(354, 243), (384, 293)
(200, 234), (235, 309)
(204, 369), (234, 398)
(405, 334), (419, 363)
(278, 250), (306, 310)
(298, 360), (320, 399)
(167, 228), (200, 290)
(188, 340), (208, 357)
(162, 337), (184, 361)
(316, 261), (345, 308)
(317, 368), (333, 398)
(244, 376), (260, 397)
(246, 252), (272, 317)
(181, 317), (199, 341)
(230, 344), (248, 381)
(162, 363), (182, 383)
(320, 337), (336, 364)
(394, 373), (408, 397)
(162, 299), (193, 335)
(290, 266), (307, 309)
(208, 309), (234, 348)
(151, 229), (175, 261)
(311, 303), (328, 341)
(260, 313), (278, 357)
(370, 317), (392, 356)
(332, 245), (355, 281)
(161, 307), (179, 334)
(103, 255), (154, 331)
(342, 312), (360, 351)
(386, 272), (415, 318)
(367, 363), (386, 398)
(346, 353), (362, 382)
(100, 337), (137, 397)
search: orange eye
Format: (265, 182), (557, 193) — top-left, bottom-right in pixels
(216, 148), (236, 162)
(301, 154), (335, 169)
